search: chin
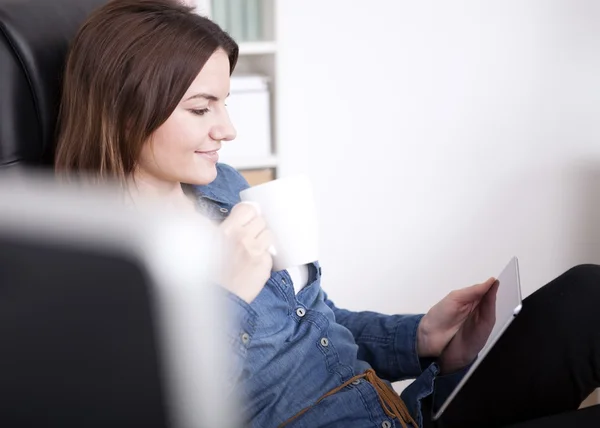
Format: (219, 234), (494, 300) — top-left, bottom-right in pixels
(186, 166), (218, 186)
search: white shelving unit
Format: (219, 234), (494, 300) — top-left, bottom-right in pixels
(238, 41), (277, 55)
(194, 0), (279, 185)
(219, 154), (278, 171)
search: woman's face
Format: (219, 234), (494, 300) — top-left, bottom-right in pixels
(137, 48), (236, 188)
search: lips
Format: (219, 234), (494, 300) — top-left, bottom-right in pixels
(195, 149), (219, 163)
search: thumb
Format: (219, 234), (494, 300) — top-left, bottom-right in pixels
(479, 279), (499, 319)
(454, 277), (496, 303)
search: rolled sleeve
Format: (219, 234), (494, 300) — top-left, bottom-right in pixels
(393, 313), (430, 379)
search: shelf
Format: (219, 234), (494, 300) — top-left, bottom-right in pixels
(220, 154), (278, 170)
(238, 41), (277, 55)
(240, 168), (275, 186)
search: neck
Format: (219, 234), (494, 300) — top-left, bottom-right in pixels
(127, 171), (195, 213)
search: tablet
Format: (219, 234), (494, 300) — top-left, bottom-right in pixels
(433, 256), (523, 421)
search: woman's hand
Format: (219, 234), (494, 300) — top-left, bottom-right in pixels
(416, 277), (498, 373)
(219, 203), (273, 304)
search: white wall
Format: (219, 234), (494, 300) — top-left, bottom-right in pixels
(275, 0), (600, 317)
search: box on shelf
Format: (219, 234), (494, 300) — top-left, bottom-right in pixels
(219, 74), (272, 163)
(240, 168), (275, 186)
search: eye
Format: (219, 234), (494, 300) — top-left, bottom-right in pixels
(190, 108), (210, 116)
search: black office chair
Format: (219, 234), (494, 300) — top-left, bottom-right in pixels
(0, 2), (173, 427)
(0, 0), (107, 169)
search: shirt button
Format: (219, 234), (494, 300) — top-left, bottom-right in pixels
(320, 337), (329, 347)
(351, 379), (361, 385)
(241, 332), (250, 345)
(296, 307), (306, 317)
(219, 207), (229, 213)
(381, 421), (392, 428)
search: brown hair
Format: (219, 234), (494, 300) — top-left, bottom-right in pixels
(55, 0), (238, 184)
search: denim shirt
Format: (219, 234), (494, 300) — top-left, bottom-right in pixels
(192, 164), (466, 428)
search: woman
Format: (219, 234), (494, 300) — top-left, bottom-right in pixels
(55, 1), (600, 427)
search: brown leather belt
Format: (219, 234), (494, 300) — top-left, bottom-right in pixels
(279, 368), (418, 427)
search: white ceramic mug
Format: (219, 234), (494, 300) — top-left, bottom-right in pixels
(239, 174), (319, 271)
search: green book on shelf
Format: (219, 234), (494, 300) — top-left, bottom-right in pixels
(245, 0), (262, 41)
(226, 0), (245, 42)
(211, 0), (229, 30)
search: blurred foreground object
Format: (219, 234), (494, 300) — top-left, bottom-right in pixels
(0, 171), (238, 428)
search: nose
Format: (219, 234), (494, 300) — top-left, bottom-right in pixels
(209, 109), (237, 142)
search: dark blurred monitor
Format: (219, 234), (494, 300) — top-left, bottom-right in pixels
(0, 172), (235, 428)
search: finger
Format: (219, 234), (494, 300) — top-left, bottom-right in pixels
(243, 215), (268, 240)
(479, 280), (500, 313)
(255, 229), (274, 253)
(221, 203), (259, 232)
(479, 279), (499, 322)
(452, 277), (497, 303)
(469, 277), (497, 300)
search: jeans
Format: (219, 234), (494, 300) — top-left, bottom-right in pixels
(424, 264), (600, 428)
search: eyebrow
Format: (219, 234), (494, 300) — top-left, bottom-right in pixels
(184, 92), (230, 102)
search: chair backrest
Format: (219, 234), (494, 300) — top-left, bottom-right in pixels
(0, 173), (237, 428)
(0, 0), (107, 169)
